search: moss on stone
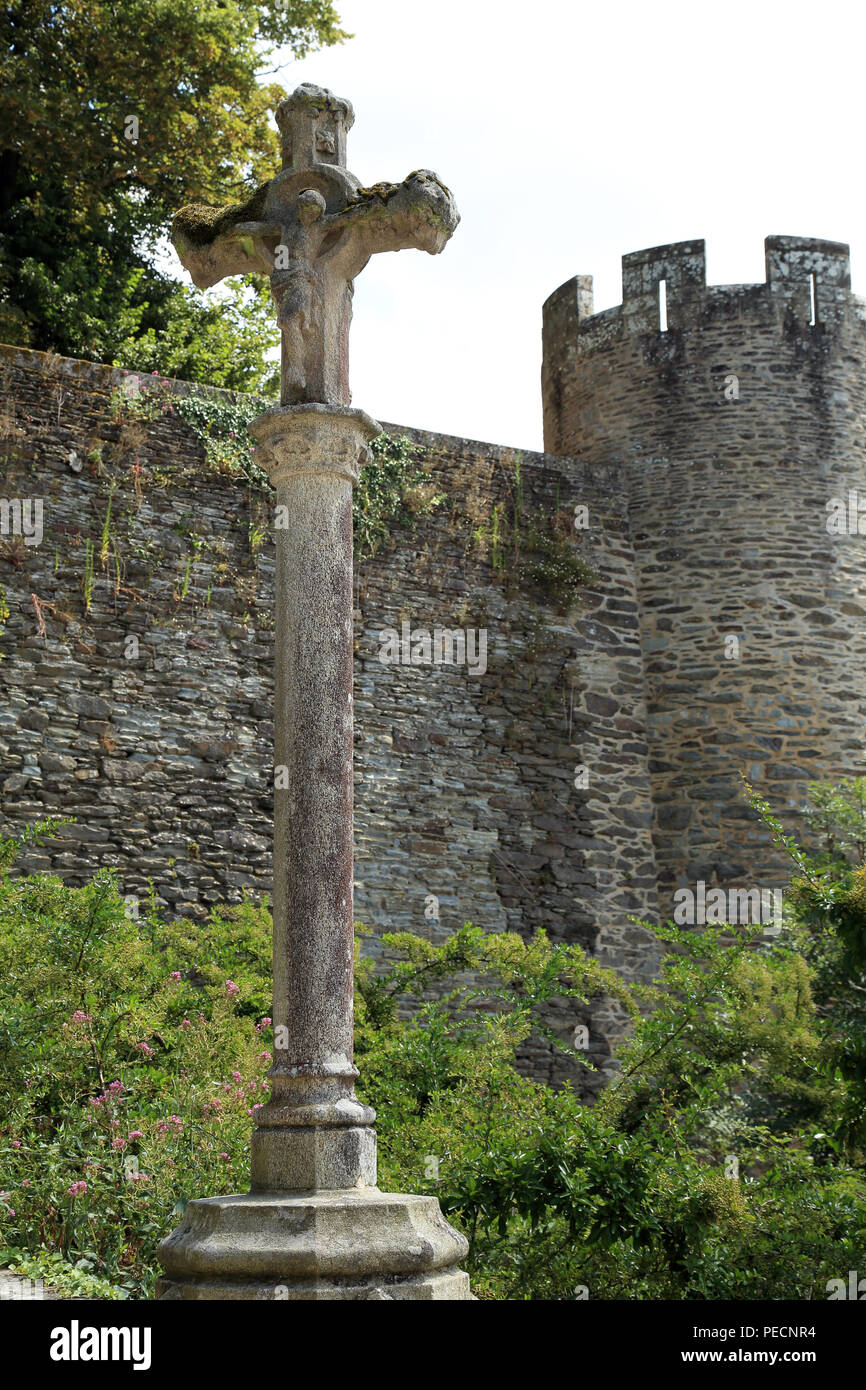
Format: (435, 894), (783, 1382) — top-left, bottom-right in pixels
(172, 183), (270, 249)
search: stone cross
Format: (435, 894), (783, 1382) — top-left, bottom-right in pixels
(157, 86), (470, 1299)
(172, 84), (459, 407)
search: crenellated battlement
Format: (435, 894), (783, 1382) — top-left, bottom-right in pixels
(620, 239), (707, 332)
(543, 235), (859, 351)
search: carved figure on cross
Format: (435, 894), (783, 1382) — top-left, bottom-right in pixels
(171, 83), (460, 406)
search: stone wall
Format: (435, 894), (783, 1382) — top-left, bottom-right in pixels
(543, 236), (866, 912)
(0, 344), (660, 1091)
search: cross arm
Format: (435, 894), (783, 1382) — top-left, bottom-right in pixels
(325, 170), (460, 279)
(171, 187), (279, 289)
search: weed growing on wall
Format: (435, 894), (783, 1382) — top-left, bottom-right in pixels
(0, 585), (8, 657)
(81, 539), (95, 614)
(473, 452), (595, 608)
(50, 370), (444, 630)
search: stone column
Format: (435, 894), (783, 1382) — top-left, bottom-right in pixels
(249, 403), (378, 1192)
(155, 403), (472, 1300)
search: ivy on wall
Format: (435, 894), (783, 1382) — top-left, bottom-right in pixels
(170, 391), (272, 489)
(355, 434), (444, 561)
(107, 374), (444, 564)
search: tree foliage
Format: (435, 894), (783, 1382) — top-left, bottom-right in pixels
(0, 0), (347, 385)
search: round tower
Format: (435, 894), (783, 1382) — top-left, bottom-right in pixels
(542, 237), (866, 907)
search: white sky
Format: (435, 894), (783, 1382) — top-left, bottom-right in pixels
(269, 0), (866, 452)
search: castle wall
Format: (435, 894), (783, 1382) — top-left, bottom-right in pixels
(0, 345), (659, 1089)
(543, 236), (866, 905)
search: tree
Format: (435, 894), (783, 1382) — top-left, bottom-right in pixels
(0, 0), (347, 388)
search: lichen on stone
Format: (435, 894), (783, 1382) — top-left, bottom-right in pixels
(349, 181), (401, 206)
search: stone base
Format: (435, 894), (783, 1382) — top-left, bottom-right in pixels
(251, 1123), (377, 1191)
(155, 1188), (472, 1300)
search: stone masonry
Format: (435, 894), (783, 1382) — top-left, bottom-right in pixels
(543, 235), (866, 917)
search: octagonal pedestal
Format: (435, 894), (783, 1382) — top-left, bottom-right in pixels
(155, 1188), (472, 1300)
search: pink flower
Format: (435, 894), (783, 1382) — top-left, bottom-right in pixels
(169, 971), (182, 983)
(70, 1010), (92, 1024)
(130, 1172), (149, 1183)
(180, 1019), (192, 1030)
(11, 1140), (21, 1149)
(112, 1137), (125, 1150)
(258, 1051), (270, 1063)
(255, 1017), (272, 1033)
(134, 1041), (154, 1057)
(231, 1070), (243, 1084)
(219, 1152), (229, 1161)
(128, 1131), (144, 1141)
(108, 1080), (124, 1094)
(67, 1181), (87, 1197)
(22, 1180), (30, 1188)
(156, 1114), (183, 1136)
(225, 980), (240, 998)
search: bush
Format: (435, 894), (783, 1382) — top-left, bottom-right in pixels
(1, 788), (865, 1300)
(0, 826), (274, 1296)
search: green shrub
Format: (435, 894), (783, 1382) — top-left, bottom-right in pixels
(1, 787), (865, 1300)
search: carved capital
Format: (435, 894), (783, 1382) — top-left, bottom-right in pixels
(250, 403), (381, 488)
